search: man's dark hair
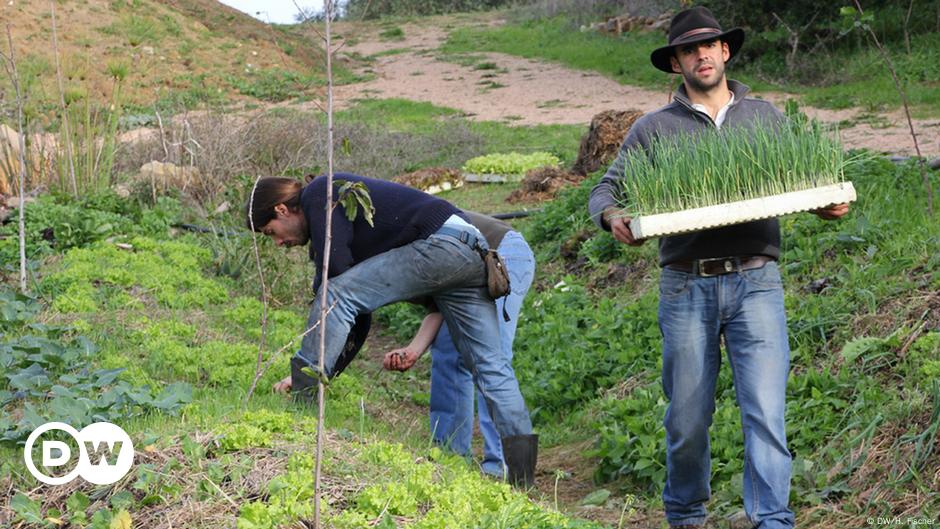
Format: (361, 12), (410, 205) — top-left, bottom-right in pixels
(245, 177), (303, 231)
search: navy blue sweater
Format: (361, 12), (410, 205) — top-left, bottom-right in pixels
(301, 173), (464, 289)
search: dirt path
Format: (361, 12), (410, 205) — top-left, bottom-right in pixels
(333, 18), (939, 157)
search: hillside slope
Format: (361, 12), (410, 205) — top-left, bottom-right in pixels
(0, 0), (328, 110)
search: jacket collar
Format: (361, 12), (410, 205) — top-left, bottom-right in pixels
(672, 79), (750, 111)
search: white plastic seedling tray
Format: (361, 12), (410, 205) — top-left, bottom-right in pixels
(463, 173), (524, 183)
(630, 181), (857, 240)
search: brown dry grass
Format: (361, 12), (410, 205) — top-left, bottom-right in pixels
(113, 108), (483, 206)
(0, 430), (361, 529)
(507, 166), (584, 203)
(796, 413), (940, 528)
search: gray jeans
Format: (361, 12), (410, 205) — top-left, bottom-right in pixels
(297, 224), (533, 438)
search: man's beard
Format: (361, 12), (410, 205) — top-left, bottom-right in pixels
(682, 61), (725, 92)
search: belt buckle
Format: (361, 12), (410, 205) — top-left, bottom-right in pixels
(695, 257), (736, 277)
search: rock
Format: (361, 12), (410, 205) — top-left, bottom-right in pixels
(113, 184), (131, 198)
(0, 124), (56, 195)
(142, 46), (155, 55)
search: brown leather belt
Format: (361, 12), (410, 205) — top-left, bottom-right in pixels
(665, 255), (773, 277)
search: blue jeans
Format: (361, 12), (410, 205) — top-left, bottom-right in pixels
(429, 231), (535, 477)
(296, 224), (533, 439)
(658, 261), (794, 529)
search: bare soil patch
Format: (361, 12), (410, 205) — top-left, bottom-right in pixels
(332, 17), (939, 157)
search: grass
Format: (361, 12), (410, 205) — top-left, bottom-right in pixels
(336, 98), (584, 166)
(369, 47), (413, 59)
(379, 26), (405, 40)
(440, 16), (940, 117)
(441, 17), (673, 90)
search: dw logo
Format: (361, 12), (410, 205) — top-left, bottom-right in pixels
(23, 422), (135, 485)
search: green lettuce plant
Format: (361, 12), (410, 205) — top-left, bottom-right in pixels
(462, 151), (560, 176)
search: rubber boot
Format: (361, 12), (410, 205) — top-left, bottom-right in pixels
(290, 356), (317, 405)
(501, 434), (538, 488)
(290, 313), (371, 405)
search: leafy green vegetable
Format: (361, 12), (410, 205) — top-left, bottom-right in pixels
(462, 151), (560, 176)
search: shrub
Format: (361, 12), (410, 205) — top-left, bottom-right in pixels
(114, 109), (485, 205)
(0, 192), (181, 264)
(227, 69), (323, 103)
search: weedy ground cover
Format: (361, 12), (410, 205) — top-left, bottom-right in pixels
(334, 98), (583, 167)
(0, 190), (602, 528)
(516, 154), (939, 524)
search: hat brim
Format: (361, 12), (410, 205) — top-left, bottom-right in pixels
(650, 27), (745, 74)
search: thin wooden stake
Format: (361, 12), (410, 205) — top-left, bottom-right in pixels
(244, 175), (271, 405)
(314, 1), (337, 526)
(2, 25), (29, 292)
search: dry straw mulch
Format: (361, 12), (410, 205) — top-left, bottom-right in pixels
(392, 167), (464, 193)
(507, 167), (585, 203)
(570, 109), (642, 176)
(0, 430), (353, 529)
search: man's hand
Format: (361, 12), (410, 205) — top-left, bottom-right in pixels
(604, 207), (646, 246)
(813, 203), (850, 220)
(383, 347), (421, 372)
(273, 375), (292, 393)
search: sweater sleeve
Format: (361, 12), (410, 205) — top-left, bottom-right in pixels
(588, 117), (650, 230)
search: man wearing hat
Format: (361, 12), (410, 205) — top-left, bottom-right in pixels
(588, 6), (848, 529)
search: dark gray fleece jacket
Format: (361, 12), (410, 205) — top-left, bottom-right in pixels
(588, 80), (786, 266)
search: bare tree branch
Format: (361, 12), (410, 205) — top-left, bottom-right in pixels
(314, 1), (337, 525)
(2, 25), (29, 292)
(244, 175), (272, 405)
(853, 0), (933, 217)
(245, 299), (339, 403)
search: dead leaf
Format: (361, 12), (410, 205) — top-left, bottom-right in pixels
(110, 510), (132, 529)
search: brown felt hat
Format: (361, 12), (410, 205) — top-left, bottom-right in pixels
(650, 6), (745, 74)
